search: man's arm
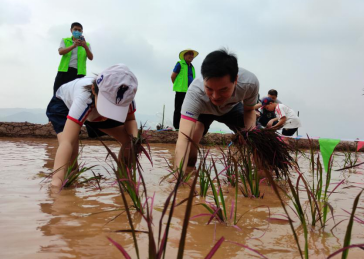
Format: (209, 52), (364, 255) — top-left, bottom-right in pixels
(174, 118), (196, 171)
(271, 116), (286, 130)
(80, 40), (93, 60)
(58, 41), (79, 55)
(266, 118), (278, 128)
(243, 105), (257, 130)
(254, 102), (262, 110)
(171, 72), (178, 83)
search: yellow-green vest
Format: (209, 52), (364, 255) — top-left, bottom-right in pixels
(173, 60), (195, 92)
(58, 37), (90, 75)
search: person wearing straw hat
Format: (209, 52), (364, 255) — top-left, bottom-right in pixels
(46, 64), (138, 188)
(171, 48), (199, 130)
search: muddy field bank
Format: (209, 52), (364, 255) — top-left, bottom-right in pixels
(0, 122), (361, 151)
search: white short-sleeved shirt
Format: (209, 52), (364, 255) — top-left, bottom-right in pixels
(181, 67), (259, 121)
(56, 77), (136, 125)
(59, 39), (92, 69)
(275, 104), (301, 129)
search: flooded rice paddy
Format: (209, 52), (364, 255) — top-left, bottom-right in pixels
(0, 138), (363, 259)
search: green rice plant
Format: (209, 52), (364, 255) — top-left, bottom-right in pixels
(285, 174), (309, 259)
(342, 144), (359, 169)
(156, 104), (166, 130)
(327, 189), (363, 259)
(194, 158), (239, 226)
(307, 135), (317, 173)
(106, 134), (226, 258)
(322, 154), (336, 226)
(62, 161), (99, 188)
(100, 125), (152, 213)
(234, 145), (264, 198)
(42, 145), (101, 191)
(303, 138), (343, 228)
(198, 148), (212, 198)
(219, 146), (236, 187)
(260, 168), (305, 259)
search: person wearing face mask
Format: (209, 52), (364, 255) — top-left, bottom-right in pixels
(174, 49), (259, 170)
(171, 48), (199, 130)
(53, 22), (93, 95)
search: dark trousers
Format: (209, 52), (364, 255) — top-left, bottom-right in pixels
(258, 110), (276, 127)
(53, 67), (84, 95)
(198, 102), (245, 136)
(173, 92), (186, 130)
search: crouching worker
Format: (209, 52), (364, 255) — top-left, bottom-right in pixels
(261, 97), (301, 136)
(46, 64), (138, 188)
(174, 49), (259, 171)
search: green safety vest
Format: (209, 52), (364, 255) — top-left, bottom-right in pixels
(58, 37), (90, 75)
(173, 60), (195, 92)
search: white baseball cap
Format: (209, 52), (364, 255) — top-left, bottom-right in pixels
(95, 64), (138, 123)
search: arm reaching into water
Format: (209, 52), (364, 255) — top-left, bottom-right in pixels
(51, 119), (82, 187)
(243, 105), (257, 130)
(174, 118), (196, 172)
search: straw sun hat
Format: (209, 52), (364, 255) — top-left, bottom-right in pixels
(179, 49), (199, 60)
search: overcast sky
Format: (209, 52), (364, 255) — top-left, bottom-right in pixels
(0, 0), (363, 139)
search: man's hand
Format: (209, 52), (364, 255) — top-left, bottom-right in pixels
(271, 117), (286, 130)
(80, 38), (87, 48)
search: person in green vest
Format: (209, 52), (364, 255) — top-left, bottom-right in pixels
(53, 22), (93, 95)
(171, 48), (198, 130)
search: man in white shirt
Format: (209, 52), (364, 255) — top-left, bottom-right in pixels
(261, 97), (301, 136)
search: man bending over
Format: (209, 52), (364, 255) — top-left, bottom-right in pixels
(174, 49), (259, 170)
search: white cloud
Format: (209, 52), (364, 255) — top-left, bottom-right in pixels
(0, 0), (363, 139)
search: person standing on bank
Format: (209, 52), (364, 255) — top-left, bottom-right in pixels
(53, 22), (93, 95)
(171, 49), (198, 130)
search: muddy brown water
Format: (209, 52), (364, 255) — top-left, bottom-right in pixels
(0, 138), (363, 259)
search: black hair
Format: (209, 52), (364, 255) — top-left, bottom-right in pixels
(71, 22), (83, 30)
(268, 89), (278, 97)
(201, 48), (238, 82)
(83, 79), (98, 101)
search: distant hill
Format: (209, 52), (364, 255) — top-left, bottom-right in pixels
(0, 108), (232, 133)
(0, 108), (48, 124)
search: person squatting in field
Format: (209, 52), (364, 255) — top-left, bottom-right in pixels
(46, 64), (138, 188)
(261, 97), (301, 136)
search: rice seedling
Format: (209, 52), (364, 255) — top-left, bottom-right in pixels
(260, 168), (305, 259)
(105, 133), (225, 258)
(234, 145), (264, 198)
(100, 125), (153, 213)
(193, 157), (240, 226)
(41, 145), (102, 191)
(327, 189), (363, 259)
(198, 149), (212, 198)
(342, 145), (359, 170)
(219, 146), (236, 187)
(156, 104), (166, 130)
(62, 161), (100, 188)
(233, 127), (297, 178)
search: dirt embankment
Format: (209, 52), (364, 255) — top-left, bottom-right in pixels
(0, 122), (360, 151)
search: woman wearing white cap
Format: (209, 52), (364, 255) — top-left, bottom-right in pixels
(46, 64), (138, 188)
